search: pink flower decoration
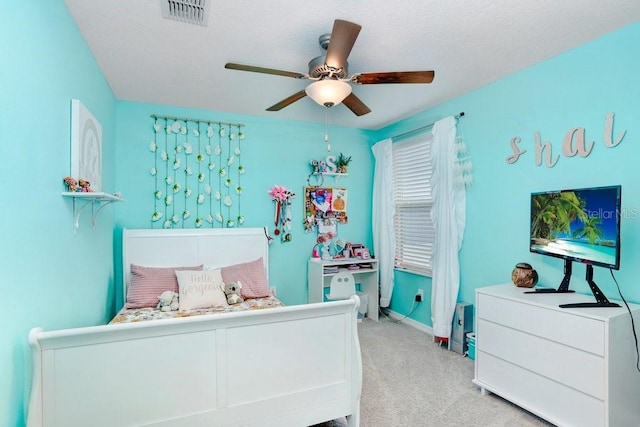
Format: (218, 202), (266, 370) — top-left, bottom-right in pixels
(269, 185), (296, 202)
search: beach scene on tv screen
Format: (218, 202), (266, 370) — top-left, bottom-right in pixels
(530, 188), (619, 267)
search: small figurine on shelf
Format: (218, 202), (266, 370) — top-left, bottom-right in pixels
(78, 179), (94, 192)
(310, 159), (322, 175)
(63, 176), (79, 192)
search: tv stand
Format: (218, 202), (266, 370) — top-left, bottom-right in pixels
(524, 259), (575, 294)
(559, 264), (620, 308)
(531, 288), (575, 293)
(560, 302), (620, 308)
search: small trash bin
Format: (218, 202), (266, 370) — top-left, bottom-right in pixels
(356, 291), (368, 320)
(466, 332), (476, 360)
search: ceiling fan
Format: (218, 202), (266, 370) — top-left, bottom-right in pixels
(225, 19), (435, 117)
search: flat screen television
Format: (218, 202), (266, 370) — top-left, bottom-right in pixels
(529, 185), (621, 308)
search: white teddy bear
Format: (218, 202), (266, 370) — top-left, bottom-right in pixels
(157, 290), (179, 312)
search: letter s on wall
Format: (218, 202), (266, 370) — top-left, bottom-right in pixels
(506, 136), (526, 164)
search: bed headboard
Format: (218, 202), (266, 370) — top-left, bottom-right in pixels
(122, 228), (270, 300)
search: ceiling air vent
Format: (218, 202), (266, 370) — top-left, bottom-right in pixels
(161, 0), (210, 26)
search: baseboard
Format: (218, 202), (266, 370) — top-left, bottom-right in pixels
(383, 309), (434, 336)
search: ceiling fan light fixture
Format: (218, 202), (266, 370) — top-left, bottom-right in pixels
(305, 79), (352, 108)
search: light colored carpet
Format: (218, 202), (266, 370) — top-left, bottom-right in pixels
(356, 317), (555, 427)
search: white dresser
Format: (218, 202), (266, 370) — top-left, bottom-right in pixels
(474, 284), (640, 427)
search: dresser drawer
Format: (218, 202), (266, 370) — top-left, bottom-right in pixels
(477, 293), (605, 355)
(477, 319), (605, 399)
(476, 352), (605, 427)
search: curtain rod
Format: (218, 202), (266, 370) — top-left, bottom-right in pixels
(151, 114), (244, 128)
(392, 112), (465, 142)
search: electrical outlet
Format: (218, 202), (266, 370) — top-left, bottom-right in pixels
(415, 289), (424, 302)
(270, 286), (277, 296)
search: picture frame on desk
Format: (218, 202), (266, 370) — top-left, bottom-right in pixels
(351, 244), (370, 259)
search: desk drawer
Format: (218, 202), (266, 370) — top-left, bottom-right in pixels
(478, 293), (605, 355)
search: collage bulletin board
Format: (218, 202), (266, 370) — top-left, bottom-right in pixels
(303, 186), (348, 232)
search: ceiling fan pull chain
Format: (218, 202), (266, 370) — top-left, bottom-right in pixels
(325, 109), (331, 151)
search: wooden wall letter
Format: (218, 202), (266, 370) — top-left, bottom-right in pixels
(603, 112), (626, 148)
(562, 127), (594, 157)
(534, 131), (559, 167)
(506, 136), (526, 164)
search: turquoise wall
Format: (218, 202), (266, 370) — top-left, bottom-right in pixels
(379, 22), (640, 325)
(114, 102), (376, 306)
(5, 2), (640, 425)
(0, 1), (117, 426)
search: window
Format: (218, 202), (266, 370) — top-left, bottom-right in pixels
(393, 133), (434, 276)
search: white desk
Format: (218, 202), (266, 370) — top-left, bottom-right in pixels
(308, 258), (379, 321)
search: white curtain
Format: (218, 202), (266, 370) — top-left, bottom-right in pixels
(371, 138), (395, 307)
(430, 116), (466, 339)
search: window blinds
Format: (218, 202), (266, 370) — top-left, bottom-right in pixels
(393, 133), (434, 276)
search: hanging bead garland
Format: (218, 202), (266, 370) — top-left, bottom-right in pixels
(149, 115), (245, 228)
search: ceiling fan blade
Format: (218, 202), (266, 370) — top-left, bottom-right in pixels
(266, 90), (307, 111)
(342, 93), (371, 116)
(324, 19), (362, 70)
(225, 63), (306, 79)
(354, 70), (435, 85)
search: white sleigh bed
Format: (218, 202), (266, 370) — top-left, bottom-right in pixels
(27, 228), (362, 427)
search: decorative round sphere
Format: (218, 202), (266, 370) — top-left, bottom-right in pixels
(512, 262), (538, 288)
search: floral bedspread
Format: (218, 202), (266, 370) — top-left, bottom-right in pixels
(110, 295), (285, 324)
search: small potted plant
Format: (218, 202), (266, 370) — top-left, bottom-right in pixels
(336, 153), (352, 173)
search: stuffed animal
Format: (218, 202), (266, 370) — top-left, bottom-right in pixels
(157, 290), (179, 312)
(224, 281), (244, 305)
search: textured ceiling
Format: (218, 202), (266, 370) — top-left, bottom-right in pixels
(64, 0), (640, 130)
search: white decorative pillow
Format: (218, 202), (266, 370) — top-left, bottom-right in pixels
(175, 269), (228, 311)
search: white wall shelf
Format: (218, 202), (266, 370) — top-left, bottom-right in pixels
(324, 172), (347, 183)
(62, 192), (124, 234)
(307, 172), (348, 185)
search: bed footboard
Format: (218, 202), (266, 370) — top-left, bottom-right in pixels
(27, 297), (361, 427)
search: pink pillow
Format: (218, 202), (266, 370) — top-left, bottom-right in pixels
(126, 264), (203, 308)
(221, 258), (270, 298)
